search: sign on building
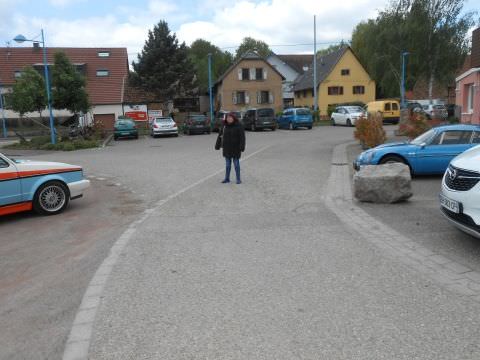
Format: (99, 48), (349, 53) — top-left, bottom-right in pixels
(123, 104), (148, 121)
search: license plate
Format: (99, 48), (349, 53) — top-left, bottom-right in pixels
(439, 194), (461, 213)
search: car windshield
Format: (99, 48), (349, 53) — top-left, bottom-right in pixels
(296, 109), (310, 115)
(258, 109), (274, 117)
(190, 115), (206, 121)
(345, 106), (364, 113)
(155, 118), (171, 123)
(116, 120), (133, 126)
(434, 105), (446, 110)
(410, 129), (436, 145)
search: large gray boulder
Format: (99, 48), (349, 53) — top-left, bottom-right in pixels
(353, 163), (413, 203)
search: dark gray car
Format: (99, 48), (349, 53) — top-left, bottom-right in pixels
(243, 108), (276, 131)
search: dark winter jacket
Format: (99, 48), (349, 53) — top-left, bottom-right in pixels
(222, 122), (245, 158)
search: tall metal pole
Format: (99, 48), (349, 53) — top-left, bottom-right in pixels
(313, 15), (318, 113)
(208, 53), (214, 127)
(0, 81), (7, 138)
(400, 51), (409, 109)
(41, 29), (56, 144)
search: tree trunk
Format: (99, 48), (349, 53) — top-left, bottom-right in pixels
(428, 70), (434, 101)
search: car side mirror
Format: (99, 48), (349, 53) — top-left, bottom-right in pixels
(420, 142), (426, 149)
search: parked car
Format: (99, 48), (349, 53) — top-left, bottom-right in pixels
(0, 152), (90, 216)
(353, 124), (480, 175)
(114, 118), (138, 140)
(330, 106), (366, 126)
(278, 108), (313, 130)
(440, 143), (480, 238)
(365, 100), (400, 124)
(243, 108), (276, 131)
(150, 116), (178, 137)
(422, 104), (448, 119)
(183, 114), (211, 135)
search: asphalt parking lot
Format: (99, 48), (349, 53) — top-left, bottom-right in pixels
(3, 126), (480, 359)
(347, 137), (480, 273)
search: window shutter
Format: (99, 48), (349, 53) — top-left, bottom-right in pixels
(269, 92), (274, 104)
(257, 91), (261, 104)
(232, 92), (237, 104)
(263, 68), (267, 80)
(245, 92), (250, 104)
(249, 68), (255, 80)
(238, 69), (242, 80)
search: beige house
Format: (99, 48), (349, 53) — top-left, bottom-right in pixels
(214, 52), (285, 114)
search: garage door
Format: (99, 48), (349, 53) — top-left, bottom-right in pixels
(94, 114), (116, 131)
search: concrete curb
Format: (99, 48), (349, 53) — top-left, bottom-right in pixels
(62, 145), (273, 360)
(101, 134), (113, 148)
(325, 141), (480, 302)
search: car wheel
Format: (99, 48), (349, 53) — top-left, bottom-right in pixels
(271, 126), (276, 131)
(331, 118), (336, 126)
(252, 123), (256, 131)
(346, 119), (352, 127)
(135, 134), (139, 139)
(308, 125), (312, 129)
(33, 181), (70, 216)
(186, 128), (191, 135)
(174, 133), (179, 137)
(207, 130), (211, 134)
(379, 155), (407, 165)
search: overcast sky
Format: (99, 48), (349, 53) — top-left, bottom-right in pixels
(0, 0), (477, 63)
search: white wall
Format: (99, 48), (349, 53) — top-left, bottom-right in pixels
(266, 55), (300, 100)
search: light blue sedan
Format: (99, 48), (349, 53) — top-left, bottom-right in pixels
(354, 124), (480, 175)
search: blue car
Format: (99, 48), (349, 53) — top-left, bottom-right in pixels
(278, 108), (313, 130)
(354, 124), (480, 175)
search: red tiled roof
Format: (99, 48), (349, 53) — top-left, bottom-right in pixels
(0, 47), (128, 105)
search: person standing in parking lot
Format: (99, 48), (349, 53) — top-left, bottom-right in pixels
(217, 112), (245, 184)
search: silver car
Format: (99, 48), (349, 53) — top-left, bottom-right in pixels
(150, 117), (178, 137)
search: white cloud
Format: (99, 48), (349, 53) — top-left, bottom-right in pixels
(177, 0), (386, 54)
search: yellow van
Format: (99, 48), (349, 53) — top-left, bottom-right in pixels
(365, 100), (400, 124)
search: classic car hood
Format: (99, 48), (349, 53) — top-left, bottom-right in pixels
(14, 159), (82, 172)
(450, 145), (480, 172)
(374, 141), (411, 149)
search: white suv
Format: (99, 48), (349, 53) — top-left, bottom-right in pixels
(440, 145), (480, 238)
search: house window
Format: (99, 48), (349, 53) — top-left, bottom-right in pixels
(467, 84), (474, 112)
(241, 68), (249, 81)
(234, 91), (246, 104)
(353, 85), (365, 94)
(96, 69), (110, 77)
(256, 68), (263, 80)
(328, 86), (344, 95)
(341, 69), (350, 76)
(258, 91), (270, 104)
(14, 71), (22, 79)
(303, 90), (307, 97)
(98, 51), (110, 57)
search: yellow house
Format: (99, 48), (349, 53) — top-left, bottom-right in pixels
(293, 46), (375, 116)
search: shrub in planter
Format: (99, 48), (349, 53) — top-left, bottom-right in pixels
(398, 112), (431, 140)
(354, 113), (386, 149)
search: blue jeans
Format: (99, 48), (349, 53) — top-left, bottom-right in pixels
(224, 157), (240, 182)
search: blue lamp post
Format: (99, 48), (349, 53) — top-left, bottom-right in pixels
(400, 51), (410, 109)
(14, 29), (56, 144)
(0, 80), (7, 138)
(208, 53), (214, 128)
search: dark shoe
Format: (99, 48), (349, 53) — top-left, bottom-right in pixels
(221, 179), (230, 183)
(236, 179), (242, 184)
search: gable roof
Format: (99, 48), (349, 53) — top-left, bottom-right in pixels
(0, 47), (128, 105)
(215, 51), (285, 86)
(293, 46), (349, 92)
(275, 54), (314, 74)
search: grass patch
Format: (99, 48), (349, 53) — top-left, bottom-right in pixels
(3, 136), (100, 151)
(314, 120), (332, 126)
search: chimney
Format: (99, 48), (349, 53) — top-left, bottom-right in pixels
(472, 27), (480, 68)
(33, 42), (40, 50)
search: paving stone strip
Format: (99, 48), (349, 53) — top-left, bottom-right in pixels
(325, 141), (480, 302)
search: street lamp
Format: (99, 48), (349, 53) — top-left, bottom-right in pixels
(400, 51), (410, 109)
(14, 29), (56, 144)
(0, 80), (7, 138)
